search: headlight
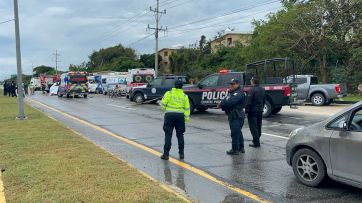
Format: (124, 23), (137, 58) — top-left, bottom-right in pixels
(289, 128), (302, 138)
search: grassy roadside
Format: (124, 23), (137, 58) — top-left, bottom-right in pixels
(0, 94), (186, 203)
(337, 94), (362, 102)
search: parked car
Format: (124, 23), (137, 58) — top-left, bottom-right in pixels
(286, 101), (362, 189)
(130, 75), (188, 103)
(285, 75), (347, 106)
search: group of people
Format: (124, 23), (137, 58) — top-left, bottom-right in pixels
(3, 81), (33, 97)
(159, 77), (265, 160)
(3, 81), (18, 97)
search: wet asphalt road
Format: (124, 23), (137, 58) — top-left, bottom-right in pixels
(27, 93), (362, 203)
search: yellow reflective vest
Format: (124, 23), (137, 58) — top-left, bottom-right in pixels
(160, 88), (190, 123)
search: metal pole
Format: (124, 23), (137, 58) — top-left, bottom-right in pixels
(13, 0), (25, 120)
(154, 0), (159, 77)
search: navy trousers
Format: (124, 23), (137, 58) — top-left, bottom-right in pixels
(248, 112), (263, 145)
(229, 116), (245, 150)
(163, 112), (185, 156)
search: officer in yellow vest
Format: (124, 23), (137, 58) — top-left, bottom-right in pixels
(160, 80), (190, 160)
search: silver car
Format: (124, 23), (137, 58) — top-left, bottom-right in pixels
(286, 101), (362, 189)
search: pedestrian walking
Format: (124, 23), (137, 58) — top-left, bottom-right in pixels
(29, 82), (35, 95)
(246, 77), (265, 148)
(160, 80), (190, 160)
(218, 79), (246, 155)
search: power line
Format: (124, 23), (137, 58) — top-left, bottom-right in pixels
(0, 19), (14, 25)
(168, 0), (279, 30)
(128, 33), (154, 47)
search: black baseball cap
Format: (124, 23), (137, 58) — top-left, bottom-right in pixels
(229, 79), (240, 84)
(174, 80), (184, 88)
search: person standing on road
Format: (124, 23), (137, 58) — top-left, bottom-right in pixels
(10, 81), (17, 97)
(246, 77), (265, 148)
(3, 81), (8, 96)
(218, 79), (246, 155)
(160, 80), (190, 160)
(29, 82), (35, 95)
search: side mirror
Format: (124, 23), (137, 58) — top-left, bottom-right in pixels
(147, 83), (152, 88)
(198, 83), (204, 89)
(342, 122), (348, 130)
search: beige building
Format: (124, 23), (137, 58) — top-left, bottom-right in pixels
(158, 48), (177, 73)
(210, 33), (252, 53)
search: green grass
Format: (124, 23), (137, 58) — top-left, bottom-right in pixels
(0, 94), (186, 203)
(337, 94), (362, 102)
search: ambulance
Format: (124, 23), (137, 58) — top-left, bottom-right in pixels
(57, 72), (89, 98)
(126, 68), (155, 99)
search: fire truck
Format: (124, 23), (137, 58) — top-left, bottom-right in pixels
(40, 74), (60, 93)
(125, 68), (155, 100)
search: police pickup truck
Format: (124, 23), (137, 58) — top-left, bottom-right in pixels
(130, 75), (188, 103)
(184, 70), (292, 117)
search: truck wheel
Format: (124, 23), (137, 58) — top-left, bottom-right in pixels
(197, 107), (208, 112)
(272, 107), (282, 115)
(57, 91), (63, 98)
(311, 93), (325, 106)
(134, 93), (145, 104)
(292, 148), (326, 187)
(262, 100), (273, 118)
(84, 94), (88, 98)
(189, 101), (195, 113)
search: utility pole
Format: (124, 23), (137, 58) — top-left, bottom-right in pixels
(13, 0), (25, 120)
(53, 50), (60, 75)
(148, 0), (167, 77)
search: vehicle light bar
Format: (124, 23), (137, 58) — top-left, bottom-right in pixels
(219, 69), (230, 73)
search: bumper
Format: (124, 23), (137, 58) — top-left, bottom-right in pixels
(337, 93), (347, 98)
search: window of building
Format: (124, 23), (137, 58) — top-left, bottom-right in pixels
(164, 51), (168, 56)
(227, 37), (232, 46)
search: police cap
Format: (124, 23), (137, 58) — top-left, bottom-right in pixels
(175, 80), (184, 88)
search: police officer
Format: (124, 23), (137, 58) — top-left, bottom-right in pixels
(3, 81), (7, 96)
(160, 80), (190, 160)
(218, 79), (246, 155)
(246, 77), (265, 148)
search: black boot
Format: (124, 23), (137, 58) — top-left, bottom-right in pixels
(179, 153), (184, 159)
(239, 147), (245, 154)
(226, 149), (239, 155)
(249, 144), (260, 148)
(160, 154), (169, 160)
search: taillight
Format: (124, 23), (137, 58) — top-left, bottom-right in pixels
(284, 86), (291, 97)
(335, 84), (341, 94)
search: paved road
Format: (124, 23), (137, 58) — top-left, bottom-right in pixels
(27, 93), (362, 203)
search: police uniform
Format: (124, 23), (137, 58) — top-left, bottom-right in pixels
(246, 84), (265, 147)
(160, 81), (190, 160)
(220, 80), (246, 155)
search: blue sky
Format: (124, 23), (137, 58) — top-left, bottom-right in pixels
(0, 0), (282, 80)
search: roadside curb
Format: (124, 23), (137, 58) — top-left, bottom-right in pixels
(0, 170), (6, 203)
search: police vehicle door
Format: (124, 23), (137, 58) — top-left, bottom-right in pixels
(161, 78), (176, 97)
(198, 74), (221, 106)
(217, 73), (242, 102)
(148, 77), (163, 99)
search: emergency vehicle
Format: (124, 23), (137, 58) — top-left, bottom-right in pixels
(126, 68), (155, 99)
(130, 75), (188, 103)
(184, 58), (295, 117)
(57, 72), (89, 98)
(40, 74), (60, 93)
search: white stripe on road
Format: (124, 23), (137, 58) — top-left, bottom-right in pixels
(107, 104), (136, 110)
(262, 133), (289, 140)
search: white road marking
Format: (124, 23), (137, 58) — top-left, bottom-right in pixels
(107, 104), (136, 110)
(262, 133), (289, 140)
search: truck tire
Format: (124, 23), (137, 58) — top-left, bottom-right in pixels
(84, 94), (88, 98)
(189, 100), (195, 113)
(272, 107), (282, 115)
(311, 93), (325, 106)
(197, 107), (208, 112)
(57, 91), (63, 98)
(134, 93), (145, 104)
(262, 100), (273, 118)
